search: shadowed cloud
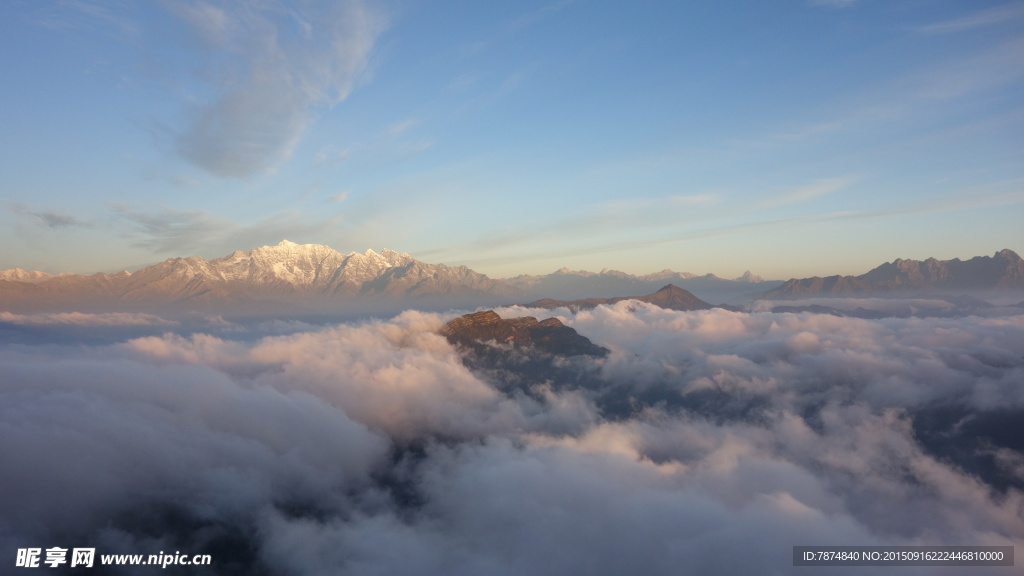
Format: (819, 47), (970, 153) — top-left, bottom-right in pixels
(2, 304), (1023, 574)
(8, 202), (93, 230)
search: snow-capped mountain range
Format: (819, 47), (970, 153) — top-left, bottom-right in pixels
(0, 240), (520, 313)
(1, 240), (783, 314)
(2, 242), (1021, 315)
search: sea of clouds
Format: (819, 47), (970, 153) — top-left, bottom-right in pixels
(2, 302), (1023, 574)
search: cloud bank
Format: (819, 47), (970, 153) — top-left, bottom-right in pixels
(2, 305), (1023, 574)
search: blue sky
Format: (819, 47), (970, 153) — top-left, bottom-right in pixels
(1, 0), (1022, 279)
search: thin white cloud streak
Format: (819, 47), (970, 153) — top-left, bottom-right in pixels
(767, 36), (1024, 142)
(753, 297), (962, 313)
(309, 118), (432, 172)
(7, 202), (93, 230)
(387, 119), (418, 136)
(3, 307), (1023, 574)
(31, 0), (141, 37)
(449, 176), (1024, 273)
(908, 36), (1024, 102)
(417, 192), (723, 266)
(111, 204), (345, 255)
(809, 0), (858, 7)
(734, 121), (845, 150)
(448, 208), (867, 271)
(509, 0), (577, 29)
(0, 311), (177, 327)
(760, 177), (852, 208)
(916, 3), (1024, 34)
(167, 0), (387, 177)
(112, 204), (230, 252)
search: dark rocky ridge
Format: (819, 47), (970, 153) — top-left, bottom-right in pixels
(440, 311), (608, 357)
(439, 311), (612, 421)
(441, 310), (773, 422)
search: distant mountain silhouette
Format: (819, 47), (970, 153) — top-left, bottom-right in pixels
(526, 284), (715, 312)
(760, 249), (1024, 299)
(506, 267), (779, 303)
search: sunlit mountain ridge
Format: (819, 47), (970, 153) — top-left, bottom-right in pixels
(2, 243), (1022, 314)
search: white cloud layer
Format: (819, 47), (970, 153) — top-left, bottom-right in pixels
(2, 304), (1023, 574)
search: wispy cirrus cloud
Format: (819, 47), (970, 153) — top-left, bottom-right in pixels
(760, 176), (853, 208)
(7, 202), (93, 229)
(906, 36), (1024, 102)
(0, 311), (176, 327)
(916, 3), (1024, 34)
(737, 121), (844, 149)
(509, 0), (577, 29)
(166, 0), (387, 178)
(808, 0), (858, 8)
(21, 1), (387, 180)
(112, 204), (229, 253)
(310, 117), (434, 173)
(30, 0), (141, 37)
(426, 178), (844, 269)
(416, 191), (722, 264)
(111, 204), (345, 255)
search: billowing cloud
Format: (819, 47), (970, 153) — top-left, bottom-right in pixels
(2, 304), (1023, 574)
(563, 301), (1024, 409)
(168, 0), (387, 177)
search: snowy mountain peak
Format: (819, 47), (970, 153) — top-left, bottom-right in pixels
(258, 240), (333, 254)
(0, 268), (55, 283)
(245, 241), (342, 263)
(0, 241), (525, 312)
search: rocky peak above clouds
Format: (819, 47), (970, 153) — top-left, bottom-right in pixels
(440, 310), (609, 357)
(527, 284), (715, 312)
